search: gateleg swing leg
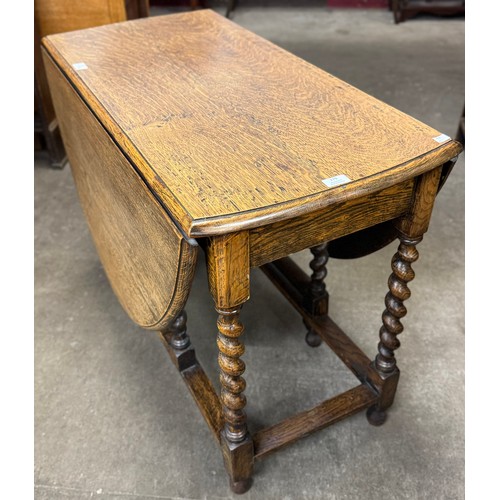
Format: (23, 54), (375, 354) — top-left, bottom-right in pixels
(367, 166), (442, 425)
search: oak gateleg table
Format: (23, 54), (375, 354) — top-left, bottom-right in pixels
(42, 10), (462, 494)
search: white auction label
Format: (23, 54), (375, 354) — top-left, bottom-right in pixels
(72, 62), (88, 71)
(433, 133), (451, 143)
(322, 174), (351, 188)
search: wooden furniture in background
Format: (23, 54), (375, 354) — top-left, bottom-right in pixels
(34, 0), (149, 167)
(149, 0), (205, 10)
(456, 106), (465, 146)
(226, 0), (237, 17)
(126, 0), (150, 19)
(391, 0), (464, 23)
(42, 10), (462, 493)
(35, 19), (67, 168)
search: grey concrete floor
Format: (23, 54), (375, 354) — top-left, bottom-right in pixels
(35, 7), (464, 500)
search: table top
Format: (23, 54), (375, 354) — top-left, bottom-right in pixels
(43, 10), (461, 237)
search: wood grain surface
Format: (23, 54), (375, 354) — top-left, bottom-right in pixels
(42, 10), (462, 237)
(249, 180), (414, 267)
(35, 0), (127, 38)
(396, 166), (442, 237)
(43, 51), (198, 330)
(206, 232), (250, 309)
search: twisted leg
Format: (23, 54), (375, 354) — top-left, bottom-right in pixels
(304, 243), (329, 347)
(367, 167), (442, 426)
(216, 306), (253, 494)
(217, 306), (248, 443)
(160, 310), (196, 372)
(367, 235), (421, 425)
(169, 310), (190, 350)
(309, 243), (329, 296)
(375, 236), (421, 374)
(206, 232), (253, 494)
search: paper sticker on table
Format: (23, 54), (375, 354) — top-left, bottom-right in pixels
(322, 174), (351, 188)
(433, 133), (451, 144)
(72, 62), (88, 71)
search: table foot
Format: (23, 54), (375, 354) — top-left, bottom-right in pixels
(230, 478), (253, 495)
(221, 433), (254, 495)
(305, 326), (322, 347)
(366, 405), (387, 426)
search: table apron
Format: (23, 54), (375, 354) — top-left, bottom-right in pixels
(249, 179), (415, 267)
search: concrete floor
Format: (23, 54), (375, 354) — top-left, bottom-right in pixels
(34, 7), (464, 500)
